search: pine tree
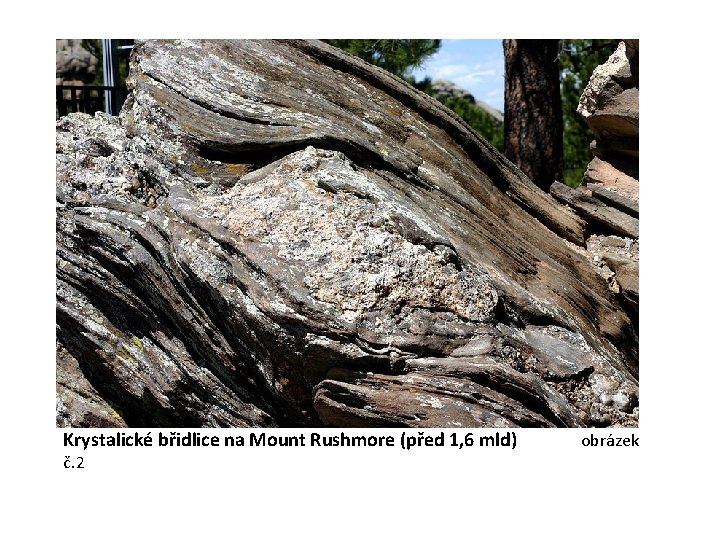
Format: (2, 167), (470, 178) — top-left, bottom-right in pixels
(503, 39), (563, 191)
(323, 39), (440, 79)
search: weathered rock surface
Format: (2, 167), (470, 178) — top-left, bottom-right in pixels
(551, 40), (639, 324)
(577, 40), (639, 201)
(56, 39), (639, 428)
(550, 182), (638, 238)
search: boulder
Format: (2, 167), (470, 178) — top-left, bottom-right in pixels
(577, 40), (639, 195)
(585, 87), (639, 140)
(56, 40), (638, 428)
(584, 157), (639, 203)
(56, 39), (97, 85)
(577, 41), (637, 119)
(551, 40), (639, 319)
(550, 182), (638, 239)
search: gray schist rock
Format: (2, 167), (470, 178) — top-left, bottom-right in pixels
(56, 40), (639, 428)
(551, 40), (640, 337)
(577, 40), (639, 202)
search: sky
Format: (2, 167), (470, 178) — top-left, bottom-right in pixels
(410, 39), (505, 112)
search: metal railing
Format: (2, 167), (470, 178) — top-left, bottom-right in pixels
(56, 85), (129, 117)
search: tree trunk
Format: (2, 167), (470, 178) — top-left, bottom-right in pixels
(503, 39), (563, 190)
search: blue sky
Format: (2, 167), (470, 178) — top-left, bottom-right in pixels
(410, 39), (505, 112)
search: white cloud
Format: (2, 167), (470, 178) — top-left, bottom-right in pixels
(411, 40), (505, 109)
(431, 63), (472, 79)
(456, 69), (497, 85)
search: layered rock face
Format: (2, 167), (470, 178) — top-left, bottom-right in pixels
(578, 39), (639, 202)
(550, 40), (639, 330)
(56, 40), (638, 428)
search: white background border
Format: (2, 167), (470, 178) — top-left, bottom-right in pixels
(3, 1), (716, 537)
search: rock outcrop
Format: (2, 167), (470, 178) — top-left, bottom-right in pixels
(550, 40), (639, 328)
(430, 78), (504, 126)
(577, 40), (639, 202)
(56, 39), (638, 428)
(431, 78), (476, 103)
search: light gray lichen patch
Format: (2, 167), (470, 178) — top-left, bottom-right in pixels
(178, 237), (232, 285)
(56, 112), (180, 209)
(56, 113), (139, 202)
(137, 41), (318, 128)
(197, 146), (497, 325)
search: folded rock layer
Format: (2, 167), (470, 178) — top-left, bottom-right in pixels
(56, 39), (638, 428)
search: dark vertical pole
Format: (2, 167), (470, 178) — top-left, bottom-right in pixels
(82, 85), (92, 113)
(56, 86), (66, 117)
(70, 87), (78, 113)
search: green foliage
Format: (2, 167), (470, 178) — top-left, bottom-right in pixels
(436, 96), (504, 151)
(324, 42), (503, 151)
(559, 39), (620, 187)
(81, 39), (105, 86)
(316, 39), (622, 181)
(415, 78), (503, 151)
(323, 39), (440, 79)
